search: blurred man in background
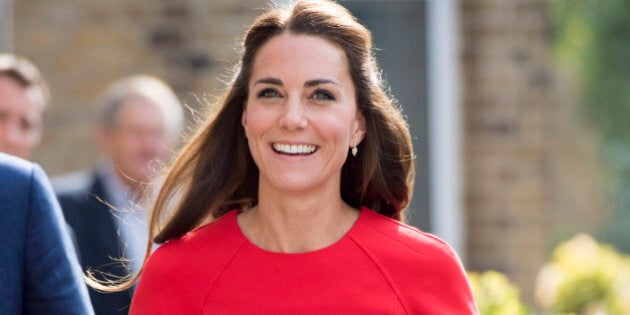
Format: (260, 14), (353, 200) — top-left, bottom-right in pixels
(54, 75), (184, 314)
(0, 53), (50, 159)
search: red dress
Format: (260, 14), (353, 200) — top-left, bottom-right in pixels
(131, 207), (478, 314)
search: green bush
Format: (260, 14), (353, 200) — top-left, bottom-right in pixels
(535, 234), (630, 314)
(468, 270), (531, 315)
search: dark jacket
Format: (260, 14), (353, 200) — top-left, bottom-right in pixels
(55, 170), (133, 315)
(0, 153), (93, 314)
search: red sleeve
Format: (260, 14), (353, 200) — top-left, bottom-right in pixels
(407, 240), (479, 314)
(130, 246), (197, 315)
(353, 209), (479, 314)
(130, 212), (245, 314)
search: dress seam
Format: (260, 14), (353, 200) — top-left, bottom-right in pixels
(362, 212), (452, 259)
(347, 234), (410, 314)
(198, 237), (248, 315)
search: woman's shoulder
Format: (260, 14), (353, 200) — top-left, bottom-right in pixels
(352, 208), (477, 314)
(353, 207), (460, 263)
(145, 210), (244, 270)
(133, 210), (246, 309)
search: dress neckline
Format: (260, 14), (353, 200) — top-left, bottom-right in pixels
(229, 207), (367, 257)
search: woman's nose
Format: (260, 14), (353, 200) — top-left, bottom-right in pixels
(279, 97), (308, 131)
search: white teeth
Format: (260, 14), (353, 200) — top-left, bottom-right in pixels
(273, 143), (317, 154)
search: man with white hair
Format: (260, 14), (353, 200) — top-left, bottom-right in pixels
(54, 75), (184, 315)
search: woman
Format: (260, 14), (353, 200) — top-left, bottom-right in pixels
(128, 0), (478, 313)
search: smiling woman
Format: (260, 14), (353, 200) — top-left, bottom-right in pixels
(242, 33), (365, 202)
(93, 0), (478, 313)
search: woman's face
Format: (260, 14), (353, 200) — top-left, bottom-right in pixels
(242, 33), (365, 196)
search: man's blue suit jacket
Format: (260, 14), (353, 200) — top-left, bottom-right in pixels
(0, 153), (93, 314)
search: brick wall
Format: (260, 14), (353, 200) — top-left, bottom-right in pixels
(13, 0), (262, 175)
(461, 0), (610, 304)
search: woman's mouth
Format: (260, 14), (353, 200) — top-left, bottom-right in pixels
(272, 143), (318, 155)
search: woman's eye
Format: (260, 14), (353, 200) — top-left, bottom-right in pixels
(258, 88), (280, 98)
(312, 89), (335, 101)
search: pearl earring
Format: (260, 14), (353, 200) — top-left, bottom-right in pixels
(351, 145), (358, 157)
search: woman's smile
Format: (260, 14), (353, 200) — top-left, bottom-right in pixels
(271, 143), (319, 156)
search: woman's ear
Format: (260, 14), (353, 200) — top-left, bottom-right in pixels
(353, 112), (366, 146)
(241, 108), (249, 138)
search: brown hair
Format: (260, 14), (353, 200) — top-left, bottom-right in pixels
(92, 0), (414, 292)
(0, 53), (50, 108)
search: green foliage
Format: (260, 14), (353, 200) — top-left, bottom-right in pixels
(468, 271), (531, 315)
(535, 234), (630, 314)
(551, 0), (630, 253)
(552, 0), (630, 142)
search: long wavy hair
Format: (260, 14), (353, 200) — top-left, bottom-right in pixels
(91, 0), (414, 292)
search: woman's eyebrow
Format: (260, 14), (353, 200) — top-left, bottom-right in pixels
(304, 78), (340, 87)
(253, 77), (340, 87)
(254, 77), (283, 86)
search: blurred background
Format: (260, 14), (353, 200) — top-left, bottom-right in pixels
(2, 0), (629, 312)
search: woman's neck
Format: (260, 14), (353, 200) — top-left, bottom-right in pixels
(237, 189), (359, 253)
